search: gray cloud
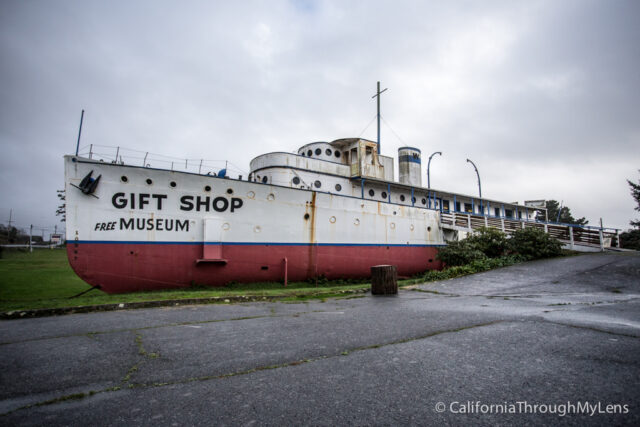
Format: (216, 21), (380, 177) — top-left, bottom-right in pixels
(1, 0), (638, 235)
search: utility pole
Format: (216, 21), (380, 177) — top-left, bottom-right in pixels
(371, 81), (388, 155)
(466, 159), (482, 198)
(29, 224), (33, 253)
(427, 152), (442, 188)
(6, 209), (12, 243)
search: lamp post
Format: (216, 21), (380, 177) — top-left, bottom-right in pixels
(427, 151), (442, 188)
(466, 158), (482, 198)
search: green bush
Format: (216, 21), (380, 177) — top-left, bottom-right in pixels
(508, 227), (562, 260)
(436, 239), (488, 267)
(619, 229), (640, 250)
(466, 227), (509, 258)
(436, 226), (562, 268)
(436, 227), (508, 267)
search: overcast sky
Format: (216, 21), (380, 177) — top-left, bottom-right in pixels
(1, 0), (639, 237)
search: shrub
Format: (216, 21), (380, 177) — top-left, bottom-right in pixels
(436, 239), (488, 267)
(508, 227), (562, 260)
(619, 229), (640, 250)
(466, 227), (509, 258)
(437, 228), (508, 267)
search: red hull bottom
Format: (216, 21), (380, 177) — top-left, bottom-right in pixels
(67, 243), (442, 293)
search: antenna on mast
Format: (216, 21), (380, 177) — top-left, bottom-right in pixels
(75, 110), (85, 156)
(371, 81), (387, 155)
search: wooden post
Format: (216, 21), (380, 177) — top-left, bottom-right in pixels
(371, 265), (398, 295)
(283, 257), (288, 287)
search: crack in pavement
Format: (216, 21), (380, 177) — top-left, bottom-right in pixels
(3, 313), (638, 418)
(0, 320), (503, 416)
(0, 307), (349, 346)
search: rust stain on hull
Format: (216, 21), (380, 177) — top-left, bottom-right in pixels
(306, 191), (317, 277)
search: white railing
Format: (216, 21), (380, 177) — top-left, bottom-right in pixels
(76, 144), (248, 179)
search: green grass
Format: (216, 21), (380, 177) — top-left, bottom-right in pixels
(0, 248), (370, 312)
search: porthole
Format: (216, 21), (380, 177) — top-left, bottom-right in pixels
(307, 150), (312, 156)
(222, 223), (230, 230)
(325, 148), (332, 156)
(300, 152), (305, 157)
(247, 191), (255, 199)
(267, 193), (275, 201)
(354, 218), (360, 226)
(315, 148), (321, 155)
(390, 223), (396, 229)
(204, 185), (211, 192)
(368, 189), (375, 197)
(304, 213), (310, 220)
(121, 176), (128, 183)
(254, 226), (261, 233)
(335, 151), (341, 158)
(262, 176), (268, 184)
(227, 188), (234, 194)
(170, 181), (177, 188)
(381, 191), (387, 199)
(314, 180), (321, 188)
(421, 198), (426, 205)
(427, 226), (432, 232)
(292, 176), (301, 185)
(329, 216), (336, 223)
(335, 183), (342, 191)
(400, 195), (406, 202)
(146, 178), (153, 185)
(410, 224), (415, 231)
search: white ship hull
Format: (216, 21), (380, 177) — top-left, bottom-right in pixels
(65, 154), (444, 293)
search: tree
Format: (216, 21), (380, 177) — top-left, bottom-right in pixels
(544, 200), (588, 226)
(628, 171), (640, 228)
(620, 171), (640, 250)
(56, 189), (66, 223)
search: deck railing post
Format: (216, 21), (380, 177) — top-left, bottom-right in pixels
(599, 229), (604, 251)
(569, 226), (575, 250)
(467, 214), (472, 231)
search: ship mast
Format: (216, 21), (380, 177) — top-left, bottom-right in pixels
(372, 81), (387, 155)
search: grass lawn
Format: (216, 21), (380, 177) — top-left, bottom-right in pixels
(0, 248), (370, 312)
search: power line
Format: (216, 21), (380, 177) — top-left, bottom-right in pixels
(357, 114), (378, 138)
(380, 115), (407, 146)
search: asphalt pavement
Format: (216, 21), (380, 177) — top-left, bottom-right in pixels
(1, 252), (639, 426)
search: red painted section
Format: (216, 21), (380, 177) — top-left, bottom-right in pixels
(67, 243), (442, 294)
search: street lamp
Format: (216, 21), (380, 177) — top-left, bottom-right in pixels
(427, 151), (442, 188)
(466, 158), (482, 198)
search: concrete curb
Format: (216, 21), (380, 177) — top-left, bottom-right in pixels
(0, 288), (370, 320)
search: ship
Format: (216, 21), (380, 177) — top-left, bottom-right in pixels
(65, 137), (543, 293)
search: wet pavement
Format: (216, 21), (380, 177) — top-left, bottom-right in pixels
(1, 252), (639, 426)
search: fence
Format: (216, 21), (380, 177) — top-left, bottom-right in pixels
(440, 211), (618, 251)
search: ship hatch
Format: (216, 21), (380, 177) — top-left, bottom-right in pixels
(197, 217), (228, 264)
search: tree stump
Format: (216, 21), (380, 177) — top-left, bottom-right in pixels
(371, 265), (398, 295)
